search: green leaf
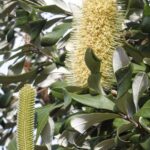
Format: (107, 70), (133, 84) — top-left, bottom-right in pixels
(130, 134), (141, 144)
(139, 117), (150, 133)
(143, 57), (150, 66)
(28, 19), (46, 41)
(37, 0), (70, 14)
(126, 0), (143, 17)
(141, 137), (150, 150)
(88, 73), (101, 93)
(7, 27), (15, 42)
(85, 48), (100, 74)
(113, 47), (132, 98)
(136, 100), (150, 118)
(20, 0), (41, 7)
(41, 23), (71, 46)
(141, 3), (150, 33)
(0, 69), (37, 84)
(44, 16), (65, 30)
(37, 5), (67, 14)
(116, 91), (135, 117)
(18, 0), (32, 13)
(115, 65), (132, 98)
(113, 47), (130, 73)
(70, 113), (120, 133)
(8, 58), (25, 75)
(15, 9), (30, 27)
(124, 42), (143, 63)
(141, 17), (150, 33)
(34, 64), (56, 85)
(63, 90), (72, 108)
(0, 91), (13, 108)
(41, 118), (54, 149)
(35, 145), (48, 150)
(94, 138), (115, 150)
(116, 123), (134, 143)
(132, 72), (149, 112)
(113, 118), (130, 128)
(7, 138), (17, 150)
(131, 63), (146, 74)
(85, 48), (101, 92)
(58, 131), (76, 148)
(69, 93), (115, 111)
(35, 104), (63, 142)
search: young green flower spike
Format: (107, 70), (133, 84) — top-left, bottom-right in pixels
(17, 84), (36, 150)
(66, 0), (124, 88)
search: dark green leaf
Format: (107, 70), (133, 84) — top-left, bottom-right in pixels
(124, 42), (143, 63)
(136, 100), (150, 118)
(115, 65), (132, 98)
(7, 27), (15, 42)
(0, 91), (12, 108)
(85, 48), (100, 74)
(35, 145), (48, 150)
(28, 19), (46, 41)
(141, 137), (150, 150)
(0, 69), (37, 84)
(41, 23), (71, 46)
(69, 93), (115, 111)
(88, 73), (101, 93)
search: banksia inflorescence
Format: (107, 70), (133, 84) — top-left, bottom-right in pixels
(17, 84), (36, 150)
(66, 0), (124, 88)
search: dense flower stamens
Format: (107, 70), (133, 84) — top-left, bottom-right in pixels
(66, 0), (123, 88)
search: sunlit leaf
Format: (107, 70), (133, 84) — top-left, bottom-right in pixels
(139, 117), (150, 133)
(41, 117), (54, 150)
(132, 72), (149, 111)
(113, 47), (130, 73)
(35, 104), (63, 142)
(70, 113), (120, 134)
(94, 138), (115, 150)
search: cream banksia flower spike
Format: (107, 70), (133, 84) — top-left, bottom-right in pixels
(66, 0), (124, 88)
(17, 84), (36, 150)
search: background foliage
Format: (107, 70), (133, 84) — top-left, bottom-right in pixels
(0, 0), (150, 149)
